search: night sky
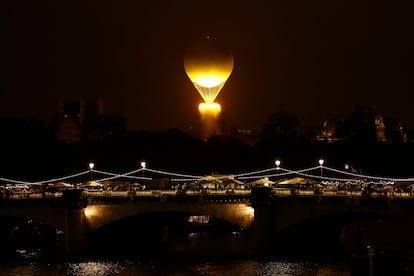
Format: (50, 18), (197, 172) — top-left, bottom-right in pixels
(2, 0), (414, 133)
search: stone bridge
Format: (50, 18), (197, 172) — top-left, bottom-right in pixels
(251, 187), (414, 255)
(84, 195), (254, 233)
(1, 188), (414, 256)
(0, 191), (253, 254)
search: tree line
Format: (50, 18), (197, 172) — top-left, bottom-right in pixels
(0, 107), (413, 181)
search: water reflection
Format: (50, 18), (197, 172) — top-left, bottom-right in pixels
(67, 261), (125, 276)
(1, 216), (413, 275)
(258, 261), (309, 275)
(0, 251), (352, 276)
(4, 247), (413, 276)
(192, 260), (308, 276)
(191, 260), (351, 276)
(4, 264), (41, 276)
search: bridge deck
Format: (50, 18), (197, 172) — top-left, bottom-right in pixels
(1, 188), (413, 201)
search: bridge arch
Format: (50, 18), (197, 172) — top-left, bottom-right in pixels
(0, 204), (66, 231)
(252, 194), (414, 256)
(83, 201), (254, 233)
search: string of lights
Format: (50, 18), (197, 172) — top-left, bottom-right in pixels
(0, 162), (413, 186)
(0, 177), (30, 185)
(92, 168), (144, 177)
(32, 170), (92, 185)
(233, 167), (277, 178)
(144, 168), (205, 179)
(323, 166), (414, 182)
(237, 166), (321, 181)
(0, 170), (91, 186)
(279, 167), (358, 183)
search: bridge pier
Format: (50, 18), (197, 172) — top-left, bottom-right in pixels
(253, 205), (276, 253)
(251, 187), (277, 253)
(64, 208), (85, 255)
(62, 189), (87, 255)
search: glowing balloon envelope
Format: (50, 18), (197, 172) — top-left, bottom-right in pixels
(184, 37), (234, 104)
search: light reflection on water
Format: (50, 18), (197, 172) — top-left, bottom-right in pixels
(67, 261), (125, 276)
(188, 260), (350, 276)
(191, 260), (308, 276)
(0, 253), (351, 276)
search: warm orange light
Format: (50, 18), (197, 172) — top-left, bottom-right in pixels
(84, 206), (98, 218)
(198, 102), (221, 140)
(241, 205), (255, 218)
(187, 71), (232, 88)
(184, 37), (233, 104)
(236, 204), (255, 229)
(198, 102), (221, 114)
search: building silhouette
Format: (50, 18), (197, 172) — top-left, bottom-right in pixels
(316, 105), (409, 143)
(56, 98), (104, 142)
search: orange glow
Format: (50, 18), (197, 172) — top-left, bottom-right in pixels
(184, 37), (233, 104)
(198, 102), (221, 114)
(240, 205), (255, 218)
(186, 69), (232, 88)
(198, 102), (221, 140)
(84, 206), (98, 218)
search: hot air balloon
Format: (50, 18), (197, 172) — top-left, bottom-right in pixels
(184, 36), (234, 107)
(184, 36), (234, 139)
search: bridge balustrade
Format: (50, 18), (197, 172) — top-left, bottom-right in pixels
(2, 186), (414, 201)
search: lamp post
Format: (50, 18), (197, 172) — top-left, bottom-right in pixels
(88, 162), (95, 181)
(140, 161), (146, 178)
(318, 159), (324, 178)
(275, 160), (281, 170)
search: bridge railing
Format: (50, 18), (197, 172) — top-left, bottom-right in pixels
(1, 187), (413, 200)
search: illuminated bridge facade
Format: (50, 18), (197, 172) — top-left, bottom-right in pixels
(1, 189), (414, 255)
(2, 162), (414, 255)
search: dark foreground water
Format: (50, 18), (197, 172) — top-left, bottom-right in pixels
(0, 252), (352, 276)
(2, 248), (414, 276)
(2, 217), (414, 275)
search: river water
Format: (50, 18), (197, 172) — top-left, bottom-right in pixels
(0, 252), (352, 276)
(1, 214), (413, 275)
(1, 240), (413, 275)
